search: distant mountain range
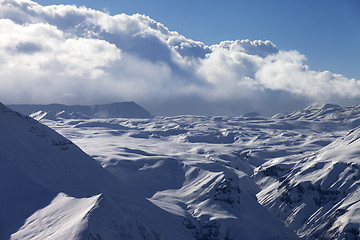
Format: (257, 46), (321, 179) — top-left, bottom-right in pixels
(7, 102), (152, 119)
(1, 102), (298, 239)
(0, 102), (197, 240)
(3, 102), (360, 239)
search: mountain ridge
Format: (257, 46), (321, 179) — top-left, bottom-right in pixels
(0, 102), (173, 240)
(7, 101), (152, 119)
(1, 102), (298, 239)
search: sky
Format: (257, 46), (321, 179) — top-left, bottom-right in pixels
(0, 0), (359, 116)
(32, 0), (360, 80)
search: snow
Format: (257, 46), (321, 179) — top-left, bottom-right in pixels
(0, 103), (185, 240)
(11, 193), (102, 240)
(4, 102), (360, 239)
(0, 103), (132, 239)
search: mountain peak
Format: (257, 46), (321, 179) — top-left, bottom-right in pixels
(7, 102), (152, 120)
(321, 103), (342, 110)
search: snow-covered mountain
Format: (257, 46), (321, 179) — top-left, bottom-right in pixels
(255, 126), (360, 239)
(5, 102), (360, 239)
(39, 103), (360, 239)
(8, 102), (152, 120)
(2, 102), (301, 240)
(0, 103), (173, 240)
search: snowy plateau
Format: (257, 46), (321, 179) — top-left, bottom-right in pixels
(2, 102), (360, 240)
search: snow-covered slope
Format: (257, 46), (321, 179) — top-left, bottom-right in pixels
(2, 102), (300, 240)
(0, 103), (110, 238)
(10, 192), (168, 240)
(11, 193), (102, 240)
(33, 103), (360, 239)
(255, 127), (360, 239)
(8, 102), (152, 120)
(6, 101), (360, 239)
(0, 103), (185, 240)
(273, 103), (360, 130)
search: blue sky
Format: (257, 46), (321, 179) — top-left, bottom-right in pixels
(1, 0), (360, 115)
(33, 0), (360, 80)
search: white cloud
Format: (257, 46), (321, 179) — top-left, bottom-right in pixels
(0, 0), (359, 115)
(256, 51), (360, 101)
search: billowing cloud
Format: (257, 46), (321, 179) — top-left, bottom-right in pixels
(0, 0), (359, 115)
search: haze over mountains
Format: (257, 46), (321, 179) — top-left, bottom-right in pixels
(2, 101), (360, 239)
(1, 0), (359, 115)
(9, 102), (152, 119)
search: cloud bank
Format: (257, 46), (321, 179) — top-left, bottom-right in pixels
(0, 0), (359, 115)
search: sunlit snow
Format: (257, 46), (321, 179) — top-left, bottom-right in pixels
(6, 102), (360, 239)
